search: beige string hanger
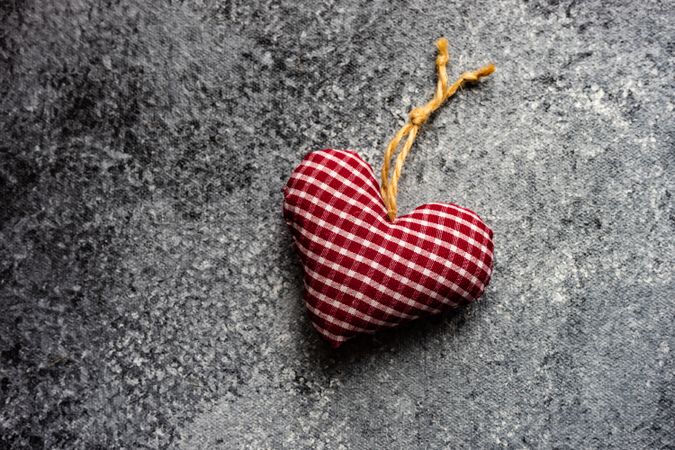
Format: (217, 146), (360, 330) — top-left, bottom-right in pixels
(380, 38), (495, 222)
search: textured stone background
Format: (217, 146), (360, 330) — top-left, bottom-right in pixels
(1, 0), (673, 448)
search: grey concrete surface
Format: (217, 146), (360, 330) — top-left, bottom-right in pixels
(1, 0), (673, 448)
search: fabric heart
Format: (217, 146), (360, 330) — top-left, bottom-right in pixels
(283, 148), (494, 347)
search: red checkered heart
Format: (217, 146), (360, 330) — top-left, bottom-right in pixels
(283, 149), (494, 347)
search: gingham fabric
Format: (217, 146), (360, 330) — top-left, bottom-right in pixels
(283, 149), (494, 347)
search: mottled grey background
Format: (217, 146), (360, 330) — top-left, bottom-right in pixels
(1, 0), (673, 448)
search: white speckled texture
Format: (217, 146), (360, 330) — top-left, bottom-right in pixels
(0, 1), (673, 448)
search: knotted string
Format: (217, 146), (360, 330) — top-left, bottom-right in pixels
(380, 38), (495, 221)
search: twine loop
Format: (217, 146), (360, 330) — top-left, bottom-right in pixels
(380, 38), (495, 222)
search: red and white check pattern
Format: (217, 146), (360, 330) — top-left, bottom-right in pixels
(283, 149), (494, 347)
